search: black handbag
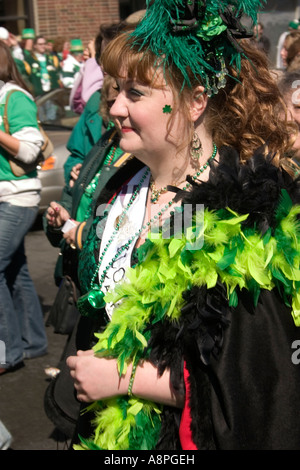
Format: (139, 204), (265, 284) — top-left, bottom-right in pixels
(44, 314), (100, 440)
(44, 316), (81, 440)
(47, 275), (80, 335)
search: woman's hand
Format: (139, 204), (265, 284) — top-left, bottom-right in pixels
(83, 47), (91, 62)
(69, 163), (82, 188)
(87, 39), (96, 58)
(63, 224), (80, 247)
(46, 202), (70, 228)
(66, 350), (184, 408)
(66, 350), (129, 402)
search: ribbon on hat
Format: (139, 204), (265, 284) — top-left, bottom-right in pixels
(170, 0), (254, 42)
(170, 0), (205, 32)
(220, 6), (254, 53)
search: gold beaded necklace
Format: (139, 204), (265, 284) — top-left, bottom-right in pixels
(150, 143), (217, 203)
(77, 144), (218, 314)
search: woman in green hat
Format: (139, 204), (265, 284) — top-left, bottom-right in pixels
(67, 0), (300, 450)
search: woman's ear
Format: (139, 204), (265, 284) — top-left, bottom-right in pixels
(189, 86), (208, 122)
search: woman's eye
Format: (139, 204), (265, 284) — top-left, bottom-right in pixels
(129, 88), (144, 98)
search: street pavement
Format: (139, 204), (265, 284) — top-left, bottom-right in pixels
(0, 217), (69, 450)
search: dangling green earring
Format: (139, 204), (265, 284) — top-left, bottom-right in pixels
(190, 131), (203, 167)
(163, 104), (172, 113)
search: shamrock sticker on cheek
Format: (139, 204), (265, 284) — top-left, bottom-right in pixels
(163, 104), (172, 114)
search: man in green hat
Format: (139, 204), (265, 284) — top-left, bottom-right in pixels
(9, 27), (35, 63)
(21, 28), (35, 61)
(61, 38), (84, 88)
(22, 34), (62, 97)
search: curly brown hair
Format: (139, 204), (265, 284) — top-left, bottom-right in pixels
(206, 40), (295, 164)
(101, 32), (295, 168)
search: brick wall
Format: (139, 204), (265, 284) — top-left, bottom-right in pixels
(35, 0), (120, 46)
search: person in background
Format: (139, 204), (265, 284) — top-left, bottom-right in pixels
(19, 28), (36, 60)
(61, 39), (84, 89)
(44, 75), (124, 288)
(64, 23), (128, 184)
(284, 33), (300, 72)
(66, 0), (300, 451)
(0, 27), (10, 46)
(279, 30), (300, 71)
(22, 34), (61, 97)
(276, 20), (300, 69)
(69, 36), (104, 115)
(0, 42), (47, 375)
(52, 36), (70, 64)
(69, 21), (128, 116)
(42, 76), (130, 438)
(252, 21), (270, 56)
(46, 38), (54, 55)
(0, 28), (22, 63)
(0, 27), (31, 86)
(0, 420), (12, 450)
(278, 71), (300, 162)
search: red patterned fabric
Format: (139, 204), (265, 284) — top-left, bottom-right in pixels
(179, 361), (198, 450)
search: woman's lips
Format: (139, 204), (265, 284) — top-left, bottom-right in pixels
(121, 126), (134, 133)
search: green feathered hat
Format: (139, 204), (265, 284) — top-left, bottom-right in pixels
(130, 0), (266, 95)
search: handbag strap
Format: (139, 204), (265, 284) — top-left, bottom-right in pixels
(37, 120), (49, 152)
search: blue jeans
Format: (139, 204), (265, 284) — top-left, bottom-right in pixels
(0, 202), (47, 368)
(0, 420), (12, 450)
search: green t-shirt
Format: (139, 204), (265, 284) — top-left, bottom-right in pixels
(0, 89), (40, 180)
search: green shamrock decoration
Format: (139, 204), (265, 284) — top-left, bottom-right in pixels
(163, 104), (172, 113)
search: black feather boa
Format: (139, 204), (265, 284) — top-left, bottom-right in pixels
(145, 146), (300, 449)
(149, 146), (300, 367)
(178, 147), (299, 228)
(77, 147), (300, 451)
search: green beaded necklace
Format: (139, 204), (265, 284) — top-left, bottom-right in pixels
(84, 144), (120, 199)
(77, 144), (217, 316)
(77, 167), (151, 314)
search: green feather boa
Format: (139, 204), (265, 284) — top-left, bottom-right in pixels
(75, 189), (300, 450)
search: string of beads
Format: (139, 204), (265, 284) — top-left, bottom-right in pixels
(77, 143), (217, 311)
(150, 143), (217, 203)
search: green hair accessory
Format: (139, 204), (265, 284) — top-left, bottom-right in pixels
(130, 0), (266, 95)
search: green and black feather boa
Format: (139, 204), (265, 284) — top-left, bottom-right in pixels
(75, 147), (300, 450)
